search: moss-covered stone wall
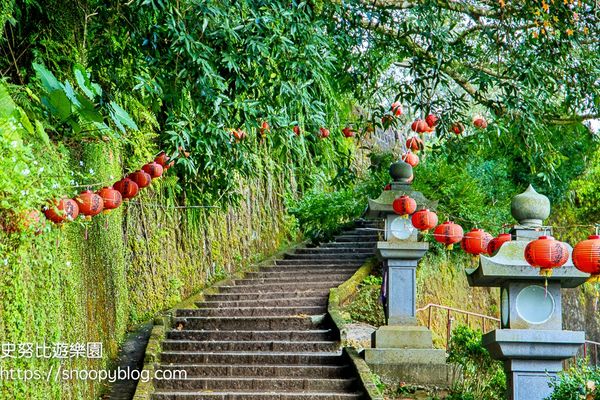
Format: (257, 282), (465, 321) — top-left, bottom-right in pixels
(0, 141), (296, 399)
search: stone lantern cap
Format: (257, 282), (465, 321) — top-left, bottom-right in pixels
(466, 241), (588, 288)
(511, 185), (551, 227)
(367, 160), (437, 218)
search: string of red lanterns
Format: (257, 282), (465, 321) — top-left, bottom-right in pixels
(43, 151), (173, 225)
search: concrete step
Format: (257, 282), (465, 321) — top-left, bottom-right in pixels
(161, 340), (339, 353)
(166, 329), (335, 342)
(196, 297), (327, 308)
(173, 315), (326, 330)
(293, 248), (375, 255)
(283, 253), (371, 260)
(230, 276), (349, 286)
(261, 263), (361, 271)
(245, 270), (357, 279)
(155, 376), (357, 391)
(340, 226), (380, 236)
(217, 282), (341, 294)
(322, 242), (377, 249)
(152, 390), (365, 399)
(204, 289), (330, 301)
(334, 235), (378, 242)
(177, 306), (327, 317)
(157, 363), (353, 378)
(274, 259), (365, 266)
(159, 351), (344, 365)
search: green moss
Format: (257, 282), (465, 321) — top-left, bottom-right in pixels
(0, 143), (298, 399)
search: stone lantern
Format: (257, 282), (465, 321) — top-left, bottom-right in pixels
(466, 185), (588, 400)
(363, 160), (450, 386)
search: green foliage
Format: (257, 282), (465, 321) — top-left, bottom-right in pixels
(362, 275), (382, 286)
(413, 154), (514, 232)
(372, 373), (385, 393)
(342, 275), (385, 327)
(0, 83), (71, 235)
(336, 0), (599, 192)
(447, 325), (506, 400)
(31, 62), (137, 139)
(547, 360), (600, 400)
(82, 0), (362, 204)
(288, 166), (387, 243)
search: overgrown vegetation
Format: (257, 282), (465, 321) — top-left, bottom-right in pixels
(547, 361), (600, 400)
(343, 274), (385, 327)
(446, 325), (506, 400)
(288, 151), (392, 242)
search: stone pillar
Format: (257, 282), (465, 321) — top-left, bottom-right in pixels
(363, 161), (451, 386)
(466, 185), (587, 400)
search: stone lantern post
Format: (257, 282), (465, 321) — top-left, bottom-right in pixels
(363, 160), (451, 386)
(466, 185), (588, 400)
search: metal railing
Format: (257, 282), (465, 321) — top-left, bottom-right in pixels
(416, 303), (500, 350)
(416, 303), (600, 367)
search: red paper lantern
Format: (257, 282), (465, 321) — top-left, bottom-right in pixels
(260, 121), (270, 137)
(155, 152), (169, 167)
(411, 209), (438, 232)
(98, 186), (122, 211)
(43, 198), (80, 224)
(488, 233), (512, 255)
(142, 162), (164, 179)
(572, 235), (600, 279)
(451, 122), (464, 135)
(76, 190), (104, 217)
(461, 228), (493, 256)
(425, 114), (438, 128)
(473, 117), (488, 129)
(406, 137), (424, 152)
(319, 127), (330, 138)
(129, 170), (151, 189)
(392, 195), (417, 217)
(293, 125), (301, 136)
(524, 235), (569, 277)
(232, 129), (247, 141)
(433, 221), (464, 249)
(342, 127), (354, 138)
(114, 177), (139, 199)
(401, 152), (419, 167)
(411, 119), (429, 133)
(391, 102), (402, 116)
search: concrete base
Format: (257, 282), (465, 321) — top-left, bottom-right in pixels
(365, 347), (446, 364)
(368, 362), (454, 387)
(372, 325), (433, 349)
(504, 359), (562, 400)
(483, 329), (585, 400)
(365, 325), (452, 386)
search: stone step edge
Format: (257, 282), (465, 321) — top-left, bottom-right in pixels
(151, 390), (365, 396)
(154, 376), (356, 382)
(197, 296), (326, 304)
(167, 329), (333, 335)
(158, 363), (351, 369)
(174, 314), (326, 321)
(181, 306), (325, 311)
(162, 340), (339, 345)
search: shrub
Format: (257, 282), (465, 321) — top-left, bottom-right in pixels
(547, 360), (600, 400)
(342, 274), (385, 327)
(447, 325), (506, 400)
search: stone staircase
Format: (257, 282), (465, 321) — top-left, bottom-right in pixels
(150, 220), (381, 400)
